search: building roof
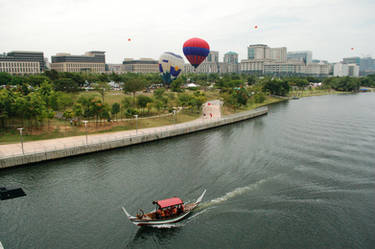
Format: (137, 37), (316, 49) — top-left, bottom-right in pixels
(225, 51), (238, 55)
(155, 197), (183, 208)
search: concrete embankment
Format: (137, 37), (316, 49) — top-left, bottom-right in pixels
(0, 107), (268, 169)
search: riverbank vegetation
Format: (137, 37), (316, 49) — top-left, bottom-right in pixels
(1, 71), (374, 143)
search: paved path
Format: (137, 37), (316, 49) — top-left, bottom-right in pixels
(0, 117), (210, 159)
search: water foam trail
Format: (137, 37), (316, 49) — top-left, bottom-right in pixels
(148, 223), (184, 228)
(206, 178), (268, 206)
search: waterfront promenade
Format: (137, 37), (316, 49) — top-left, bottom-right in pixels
(0, 107), (268, 169)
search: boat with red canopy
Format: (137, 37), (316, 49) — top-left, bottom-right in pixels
(122, 190), (206, 226)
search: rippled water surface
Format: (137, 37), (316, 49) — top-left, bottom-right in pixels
(1, 93), (375, 249)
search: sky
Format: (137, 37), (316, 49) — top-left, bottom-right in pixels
(0, 0), (374, 64)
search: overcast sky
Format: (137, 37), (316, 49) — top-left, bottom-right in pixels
(1, 0), (374, 64)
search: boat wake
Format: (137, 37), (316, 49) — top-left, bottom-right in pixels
(148, 223), (184, 228)
(202, 177), (270, 208)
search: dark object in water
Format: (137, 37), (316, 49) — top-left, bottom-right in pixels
(0, 187), (26, 200)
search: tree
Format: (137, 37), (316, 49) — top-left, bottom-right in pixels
(247, 75), (257, 85)
(111, 103), (120, 120)
(57, 92), (73, 111)
(0, 89), (13, 127)
(0, 72), (12, 85)
(153, 88), (166, 100)
(94, 81), (110, 102)
(263, 78), (290, 96)
(171, 77), (184, 92)
(73, 103), (83, 123)
(178, 93), (190, 108)
(27, 75), (50, 86)
(54, 78), (79, 92)
(137, 95), (153, 113)
(123, 77), (146, 103)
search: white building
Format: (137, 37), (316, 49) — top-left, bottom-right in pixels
(240, 59), (267, 73)
(264, 61), (305, 74)
(287, 51), (312, 65)
(348, 64), (359, 77)
(270, 47), (287, 62)
(333, 63), (349, 76)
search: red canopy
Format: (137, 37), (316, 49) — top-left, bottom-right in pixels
(155, 197), (183, 208)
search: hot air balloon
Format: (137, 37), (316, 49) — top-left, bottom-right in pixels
(183, 38), (210, 69)
(128, 38), (131, 42)
(254, 25), (258, 29)
(159, 52), (184, 86)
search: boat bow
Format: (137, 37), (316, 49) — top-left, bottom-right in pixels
(195, 189), (206, 204)
(122, 206), (136, 219)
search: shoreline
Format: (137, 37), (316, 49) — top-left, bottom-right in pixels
(0, 107), (268, 169)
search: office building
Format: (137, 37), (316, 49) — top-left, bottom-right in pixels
(122, 58), (158, 73)
(184, 51), (220, 73)
(359, 57), (375, 73)
(51, 51), (106, 73)
(270, 47), (287, 62)
(263, 61), (305, 75)
(206, 51), (219, 63)
(348, 64), (359, 77)
(106, 64), (126, 74)
(343, 57), (360, 66)
(333, 63), (349, 76)
(224, 52), (239, 64)
(248, 44), (271, 60)
(287, 51), (312, 65)
(240, 60), (265, 74)
(0, 51), (44, 74)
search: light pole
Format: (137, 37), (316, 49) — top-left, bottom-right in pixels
(173, 110), (177, 124)
(17, 128), (24, 154)
(134, 115), (138, 135)
(83, 120), (88, 145)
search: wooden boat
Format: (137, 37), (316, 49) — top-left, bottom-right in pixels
(122, 190), (206, 226)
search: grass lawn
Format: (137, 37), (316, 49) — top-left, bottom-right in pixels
(288, 88), (339, 97)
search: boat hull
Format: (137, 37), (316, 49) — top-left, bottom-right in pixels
(122, 190), (206, 226)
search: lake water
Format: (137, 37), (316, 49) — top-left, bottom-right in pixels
(1, 93), (374, 249)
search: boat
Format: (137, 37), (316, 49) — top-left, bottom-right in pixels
(122, 190), (206, 226)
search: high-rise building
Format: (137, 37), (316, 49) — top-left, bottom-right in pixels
(247, 44), (271, 60)
(51, 51), (106, 73)
(0, 51), (44, 74)
(287, 51), (312, 65)
(333, 63), (349, 76)
(343, 57), (360, 66)
(270, 47), (287, 62)
(224, 52), (238, 64)
(185, 51), (220, 73)
(348, 64), (360, 77)
(359, 57), (375, 73)
(205, 51), (219, 63)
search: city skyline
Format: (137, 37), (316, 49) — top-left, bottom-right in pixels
(1, 0), (374, 64)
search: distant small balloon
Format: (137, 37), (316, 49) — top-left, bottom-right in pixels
(351, 48), (354, 50)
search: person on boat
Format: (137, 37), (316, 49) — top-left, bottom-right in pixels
(156, 208), (162, 219)
(172, 206), (177, 215)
